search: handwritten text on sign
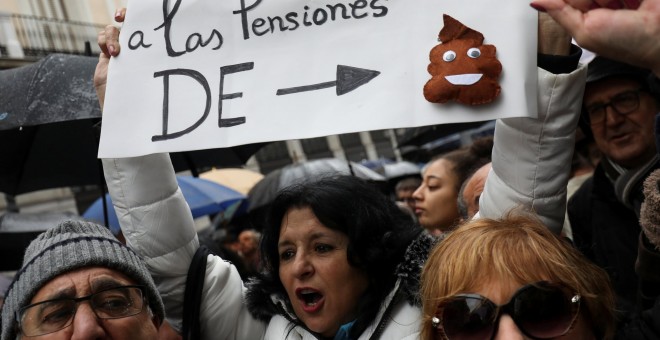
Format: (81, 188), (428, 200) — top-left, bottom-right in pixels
(99, 0), (537, 157)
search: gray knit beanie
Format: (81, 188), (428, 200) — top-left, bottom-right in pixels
(0, 220), (165, 340)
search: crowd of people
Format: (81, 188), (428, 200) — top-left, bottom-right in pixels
(2, 0), (660, 339)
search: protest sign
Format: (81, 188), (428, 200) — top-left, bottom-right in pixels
(99, 0), (537, 157)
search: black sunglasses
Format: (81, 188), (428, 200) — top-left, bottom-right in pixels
(432, 281), (581, 340)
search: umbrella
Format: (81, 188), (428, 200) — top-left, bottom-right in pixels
(247, 158), (386, 212)
(0, 211), (85, 271)
(0, 53), (101, 129)
(398, 121), (496, 162)
(360, 158), (394, 170)
(83, 175), (248, 231)
(0, 118), (267, 196)
(397, 122), (487, 147)
(374, 161), (421, 180)
(421, 134), (462, 155)
(0, 118), (105, 196)
(200, 168), (264, 195)
(361, 159), (421, 195)
(0, 53), (267, 195)
(171, 145), (266, 177)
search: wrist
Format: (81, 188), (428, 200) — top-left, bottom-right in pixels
(537, 13), (571, 56)
(95, 85), (106, 109)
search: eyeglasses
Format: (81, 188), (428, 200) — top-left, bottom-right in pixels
(17, 285), (146, 337)
(585, 89), (643, 125)
(432, 281), (580, 340)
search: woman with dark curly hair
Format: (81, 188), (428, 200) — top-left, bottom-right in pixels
(246, 175), (433, 339)
(103, 151), (435, 340)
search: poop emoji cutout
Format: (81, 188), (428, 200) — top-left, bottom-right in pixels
(424, 14), (502, 105)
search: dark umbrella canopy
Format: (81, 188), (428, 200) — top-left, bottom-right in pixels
(0, 54), (267, 270)
(397, 122), (488, 147)
(0, 53), (104, 195)
(0, 211), (85, 271)
(170, 143), (266, 177)
(0, 54), (267, 195)
(0, 120), (267, 196)
(0, 54), (101, 130)
(0, 118), (104, 196)
(360, 158), (394, 170)
(398, 121), (496, 163)
(374, 161), (421, 180)
(247, 158), (386, 212)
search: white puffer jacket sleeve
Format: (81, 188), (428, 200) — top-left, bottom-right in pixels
(102, 154), (266, 340)
(477, 64), (587, 234)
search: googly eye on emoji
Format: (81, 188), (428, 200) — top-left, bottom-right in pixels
(423, 14), (502, 105)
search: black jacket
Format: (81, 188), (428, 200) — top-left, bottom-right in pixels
(569, 164), (641, 314)
(571, 162), (660, 339)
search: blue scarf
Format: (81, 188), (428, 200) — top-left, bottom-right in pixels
(333, 320), (356, 340)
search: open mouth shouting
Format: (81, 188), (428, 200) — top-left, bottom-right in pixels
(296, 288), (325, 313)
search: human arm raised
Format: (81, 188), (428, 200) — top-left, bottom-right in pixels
(94, 10), (266, 339)
(530, 0), (660, 77)
(478, 14), (585, 234)
(93, 8), (123, 108)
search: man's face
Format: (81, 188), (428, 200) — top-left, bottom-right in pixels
(239, 230), (258, 256)
(462, 163), (491, 220)
(396, 188), (417, 211)
(584, 77), (657, 168)
(20, 267), (159, 340)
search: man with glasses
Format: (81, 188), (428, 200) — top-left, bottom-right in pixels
(568, 56), (660, 315)
(0, 220), (165, 340)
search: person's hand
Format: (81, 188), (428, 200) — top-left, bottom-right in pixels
(530, 0), (660, 77)
(94, 8), (125, 108)
(537, 12), (572, 55)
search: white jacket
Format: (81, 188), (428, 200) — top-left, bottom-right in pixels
(102, 64), (586, 340)
(102, 153), (425, 340)
(478, 65), (588, 233)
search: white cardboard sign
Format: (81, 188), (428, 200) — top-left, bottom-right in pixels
(99, 0), (537, 157)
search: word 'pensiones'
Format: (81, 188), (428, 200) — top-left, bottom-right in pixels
(234, 0), (389, 40)
(129, 0), (390, 57)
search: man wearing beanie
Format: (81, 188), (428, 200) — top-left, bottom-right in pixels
(0, 220), (165, 340)
(569, 56), (660, 315)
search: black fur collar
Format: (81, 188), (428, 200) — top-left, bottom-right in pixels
(396, 232), (439, 306)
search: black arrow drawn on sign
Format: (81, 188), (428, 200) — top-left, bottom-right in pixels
(276, 65), (381, 96)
